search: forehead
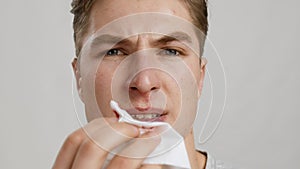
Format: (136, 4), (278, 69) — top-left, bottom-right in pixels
(89, 0), (193, 33)
(81, 12), (202, 57)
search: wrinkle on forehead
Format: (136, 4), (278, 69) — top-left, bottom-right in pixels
(90, 32), (194, 50)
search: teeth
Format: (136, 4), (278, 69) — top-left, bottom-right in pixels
(131, 114), (160, 120)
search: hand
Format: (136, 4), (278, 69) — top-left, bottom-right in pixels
(52, 117), (161, 169)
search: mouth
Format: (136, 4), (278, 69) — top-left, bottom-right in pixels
(125, 108), (168, 122)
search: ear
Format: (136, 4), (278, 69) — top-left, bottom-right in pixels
(72, 58), (84, 102)
(198, 57), (207, 98)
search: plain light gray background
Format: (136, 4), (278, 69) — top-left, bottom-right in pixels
(0, 0), (299, 168)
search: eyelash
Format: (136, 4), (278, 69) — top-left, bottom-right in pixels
(158, 48), (182, 56)
(105, 48), (126, 56)
(104, 47), (184, 57)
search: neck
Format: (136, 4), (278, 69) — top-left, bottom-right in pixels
(184, 130), (207, 169)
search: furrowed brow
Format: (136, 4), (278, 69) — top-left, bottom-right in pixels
(89, 32), (193, 48)
(91, 34), (127, 47)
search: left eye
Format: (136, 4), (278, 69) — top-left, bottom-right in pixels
(105, 49), (125, 56)
(158, 48), (180, 56)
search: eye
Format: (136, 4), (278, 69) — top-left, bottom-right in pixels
(105, 49), (125, 56)
(158, 48), (180, 56)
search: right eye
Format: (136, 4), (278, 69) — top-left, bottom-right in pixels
(158, 48), (180, 56)
(105, 49), (125, 56)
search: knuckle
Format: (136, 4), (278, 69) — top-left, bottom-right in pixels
(65, 129), (85, 147)
(114, 123), (139, 137)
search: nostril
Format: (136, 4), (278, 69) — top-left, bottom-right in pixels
(151, 87), (157, 91)
(130, 86), (138, 90)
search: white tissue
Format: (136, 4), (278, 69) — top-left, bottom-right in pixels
(108, 100), (191, 169)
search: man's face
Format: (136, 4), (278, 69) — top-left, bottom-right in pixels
(74, 0), (206, 135)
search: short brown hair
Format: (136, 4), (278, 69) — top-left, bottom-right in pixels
(71, 0), (208, 57)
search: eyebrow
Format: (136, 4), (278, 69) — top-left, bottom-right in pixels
(90, 31), (193, 47)
(91, 34), (129, 47)
(155, 31), (193, 45)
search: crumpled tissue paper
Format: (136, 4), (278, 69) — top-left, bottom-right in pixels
(105, 100), (191, 169)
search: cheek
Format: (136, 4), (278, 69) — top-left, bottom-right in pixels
(94, 63), (116, 115)
(186, 58), (202, 85)
(160, 73), (181, 120)
(95, 70), (112, 96)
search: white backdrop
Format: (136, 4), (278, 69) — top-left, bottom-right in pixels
(0, 0), (299, 168)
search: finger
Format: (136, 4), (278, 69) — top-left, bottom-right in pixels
(71, 122), (140, 169)
(106, 131), (161, 169)
(52, 128), (87, 169)
(52, 117), (117, 169)
(140, 164), (164, 169)
(83, 117), (118, 133)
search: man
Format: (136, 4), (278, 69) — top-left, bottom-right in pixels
(53, 0), (217, 168)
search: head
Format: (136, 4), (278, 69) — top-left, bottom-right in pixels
(71, 0), (208, 57)
(71, 0), (208, 136)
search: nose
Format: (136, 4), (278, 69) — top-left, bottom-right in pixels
(129, 69), (161, 108)
(129, 69), (161, 94)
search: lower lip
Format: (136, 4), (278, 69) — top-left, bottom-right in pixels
(133, 114), (167, 122)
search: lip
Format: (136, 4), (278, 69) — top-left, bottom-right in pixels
(125, 108), (168, 122)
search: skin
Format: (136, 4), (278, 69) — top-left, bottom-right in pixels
(53, 0), (207, 168)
